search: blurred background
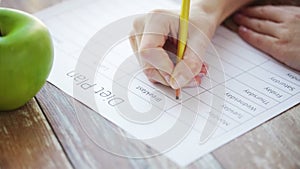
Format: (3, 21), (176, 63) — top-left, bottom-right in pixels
(1, 0), (63, 13)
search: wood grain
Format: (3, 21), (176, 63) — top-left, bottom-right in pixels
(36, 82), (223, 169)
(213, 105), (300, 169)
(0, 98), (72, 169)
(37, 81), (300, 169)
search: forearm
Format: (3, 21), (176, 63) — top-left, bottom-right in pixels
(193, 0), (254, 25)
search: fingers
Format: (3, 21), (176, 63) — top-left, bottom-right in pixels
(129, 31), (138, 52)
(143, 66), (169, 86)
(169, 27), (210, 89)
(130, 16), (146, 66)
(170, 54), (206, 89)
(130, 10), (179, 85)
(129, 31), (144, 66)
(239, 5), (287, 23)
(140, 10), (178, 49)
(139, 48), (174, 75)
(184, 64), (208, 88)
(233, 13), (279, 37)
(237, 26), (278, 58)
(132, 16), (146, 47)
(130, 10), (209, 88)
(184, 75), (202, 88)
(234, 6), (282, 61)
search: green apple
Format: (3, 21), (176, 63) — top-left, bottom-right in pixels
(0, 8), (53, 111)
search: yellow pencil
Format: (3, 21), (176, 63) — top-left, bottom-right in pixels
(175, 0), (190, 100)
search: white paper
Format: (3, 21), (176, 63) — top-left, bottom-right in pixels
(35, 0), (300, 166)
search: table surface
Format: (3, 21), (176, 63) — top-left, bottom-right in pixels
(1, 1), (300, 169)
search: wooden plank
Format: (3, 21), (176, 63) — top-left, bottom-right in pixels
(0, 98), (73, 169)
(213, 104), (300, 169)
(36, 82), (223, 169)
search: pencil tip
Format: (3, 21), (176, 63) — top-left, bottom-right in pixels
(176, 96), (179, 100)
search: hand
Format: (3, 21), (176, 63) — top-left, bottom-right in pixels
(129, 8), (217, 89)
(234, 5), (300, 71)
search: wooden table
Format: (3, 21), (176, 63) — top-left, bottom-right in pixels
(1, 1), (300, 169)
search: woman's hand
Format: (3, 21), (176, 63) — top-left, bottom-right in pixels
(234, 5), (300, 71)
(129, 7), (217, 89)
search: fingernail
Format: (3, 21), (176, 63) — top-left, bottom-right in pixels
(200, 63), (208, 75)
(234, 13), (242, 20)
(194, 75), (202, 85)
(239, 26), (248, 32)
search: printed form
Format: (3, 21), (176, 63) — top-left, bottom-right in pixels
(35, 0), (300, 166)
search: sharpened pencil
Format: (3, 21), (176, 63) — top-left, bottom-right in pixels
(175, 0), (190, 100)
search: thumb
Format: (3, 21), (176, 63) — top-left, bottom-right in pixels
(170, 56), (203, 89)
